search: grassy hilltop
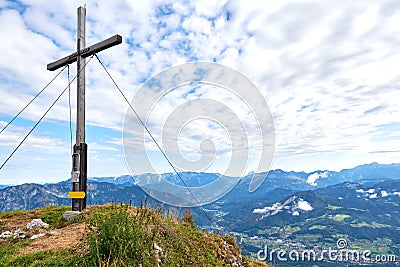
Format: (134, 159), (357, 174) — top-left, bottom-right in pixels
(0, 204), (269, 267)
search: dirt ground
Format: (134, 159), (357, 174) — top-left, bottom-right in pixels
(0, 209), (87, 255)
(17, 222), (86, 255)
(2, 210), (48, 230)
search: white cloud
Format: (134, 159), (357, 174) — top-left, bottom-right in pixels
(297, 199), (313, 211)
(253, 196), (312, 219)
(306, 171), (328, 186)
(366, 188), (375, 194)
(253, 202), (283, 215)
(369, 193), (378, 199)
(0, 122), (68, 154)
(1, 0), (400, 182)
(292, 211), (300, 216)
(381, 191), (389, 197)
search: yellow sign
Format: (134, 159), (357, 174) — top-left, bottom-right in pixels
(68, 191), (86, 199)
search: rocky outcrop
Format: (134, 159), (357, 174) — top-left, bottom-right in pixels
(0, 228), (26, 239)
(26, 219), (49, 230)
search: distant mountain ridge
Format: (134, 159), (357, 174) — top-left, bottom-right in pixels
(0, 182), (149, 212)
(87, 172), (221, 188)
(1, 162), (399, 213)
(86, 162), (400, 190)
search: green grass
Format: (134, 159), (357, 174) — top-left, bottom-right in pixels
(350, 221), (370, 227)
(284, 226), (300, 235)
(309, 225), (327, 230)
(0, 204), (269, 267)
(350, 221), (391, 228)
(348, 207), (367, 211)
(5, 249), (81, 267)
(81, 205), (265, 266)
(327, 205), (341, 210)
(83, 205), (158, 266)
(331, 214), (350, 222)
(0, 209), (27, 219)
(371, 221), (391, 228)
(0, 238), (80, 267)
(38, 206), (71, 225)
(0, 206), (71, 224)
(0, 239), (32, 266)
(296, 234), (322, 241)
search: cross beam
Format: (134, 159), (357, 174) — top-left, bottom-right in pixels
(47, 34), (122, 71)
(47, 6), (122, 211)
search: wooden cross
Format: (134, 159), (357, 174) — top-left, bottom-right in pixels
(47, 6), (122, 211)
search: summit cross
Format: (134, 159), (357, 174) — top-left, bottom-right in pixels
(47, 6), (122, 211)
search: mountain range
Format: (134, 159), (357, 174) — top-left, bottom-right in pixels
(1, 162), (399, 265)
(1, 162), (397, 211)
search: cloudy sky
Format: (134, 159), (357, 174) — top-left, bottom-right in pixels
(0, 0), (399, 185)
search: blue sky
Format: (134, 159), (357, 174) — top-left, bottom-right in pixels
(0, 0), (400, 185)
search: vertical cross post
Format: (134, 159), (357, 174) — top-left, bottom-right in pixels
(72, 6), (87, 211)
(77, 6), (86, 146)
(46, 6), (122, 212)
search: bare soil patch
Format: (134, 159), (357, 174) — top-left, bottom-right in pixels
(17, 222), (86, 255)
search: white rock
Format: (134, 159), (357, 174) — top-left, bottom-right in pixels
(154, 243), (162, 251)
(30, 233), (46, 240)
(0, 231), (12, 239)
(49, 231), (58, 235)
(26, 219), (49, 230)
(63, 211), (82, 221)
